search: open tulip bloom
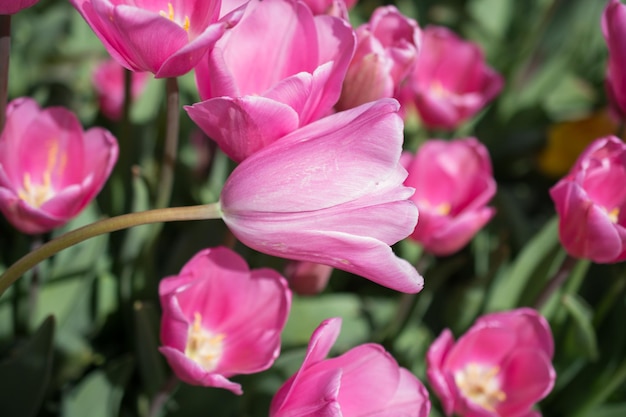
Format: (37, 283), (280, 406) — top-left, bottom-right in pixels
(187, 0), (356, 162)
(69, 0), (243, 78)
(270, 317), (431, 417)
(218, 98), (424, 294)
(159, 247), (292, 394)
(427, 308), (556, 417)
(0, 98), (118, 234)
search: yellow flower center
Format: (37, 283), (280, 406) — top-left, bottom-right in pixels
(18, 172), (54, 208)
(454, 363), (506, 412)
(160, 2), (190, 32)
(420, 200), (451, 216)
(430, 81), (451, 98)
(185, 312), (225, 372)
(17, 141), (65, 208)
(606, 207), (620, 223)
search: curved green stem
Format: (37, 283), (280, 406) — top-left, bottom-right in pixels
(0, 203), (221, 297)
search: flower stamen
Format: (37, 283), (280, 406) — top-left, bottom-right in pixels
(159, 2), (190, 32)
(454, 363), (506, 412)
(185, 312), (225, 371)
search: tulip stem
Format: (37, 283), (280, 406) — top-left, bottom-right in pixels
(532, 254), (578, 310)
(147, 373), (179, 417)
(0, 203), (222, 298)
(0, 14), (11, 133)
(156, 77), (180, 210)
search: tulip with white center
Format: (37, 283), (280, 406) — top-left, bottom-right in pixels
(159, 247), (291, 394)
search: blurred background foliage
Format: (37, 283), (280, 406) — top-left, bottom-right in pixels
(1, 0), (625, 416)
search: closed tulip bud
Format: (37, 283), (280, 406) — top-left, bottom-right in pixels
(427, 308), (556, 417)
(159, 247), (291, 394)
(284, 261), (333, 295)
(0, 98), (118, 234)
(92, 59), (149, 120)
(404, 138), (496, 256)
(550, 135), (626, 263)
(336, 5), (421, 111)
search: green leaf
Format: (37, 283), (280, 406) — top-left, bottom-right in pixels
(134, 301), (167, 396)
(562, 294), (599, 361)
(0, 316), (55, 417)
(282, 294), (368, 352)
(590, 404), (626, 417)
(485, 216), (560, 311)
(63, 356), (134, 417)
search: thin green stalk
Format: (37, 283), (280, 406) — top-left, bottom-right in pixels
(532, 254), (578, 310)
(0, 15), (11, 133)
(156, 77), (180, 210)
(0, 203), (222, 297)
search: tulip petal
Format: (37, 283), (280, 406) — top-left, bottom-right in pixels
(185, 96), (300, 162)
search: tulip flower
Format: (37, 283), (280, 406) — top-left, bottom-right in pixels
(336, 5), (421, 111)
(403, 138), (496, 256)
(92, 59), (149, 120)
(159, 246), (291, 394)
(0, 98), (118, 234)
(602, 0), (626, 119)
(219, 99), (423, 294)
(550, 135), (626, 263)
(284, 261), (333, 296)
(69, 0), (243, 78)
(0, 0), (38, 14)
(187, 0), (355, 162)
(400, 26), (503, 130)
(427, 308), (555, 417)
(270, 317), (431, 417)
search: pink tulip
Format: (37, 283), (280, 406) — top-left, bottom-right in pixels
(159, 247), (291, 394)
(92, 59), (149, 120)
(427, 308), (555, 417)
(401, 26), (503, 130)
(403, 138), (496, 256)
(219, 99), (423, 294)
(300, 0), (356, 18)
(284, 261), (333, 295)
(69, 0), (243, 78)
(336, 5), (421, 111)
(270, 317), (431, 417)
(186, 0), (355, 162)
(550, 135), (626, 262)
(0, 98), (118, 234)
(603, 0), (626, 119)
(0, 0), (38, 14)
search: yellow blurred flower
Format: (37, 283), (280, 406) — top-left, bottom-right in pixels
(538, 110), (623, 178)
